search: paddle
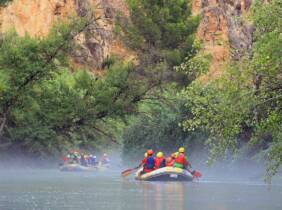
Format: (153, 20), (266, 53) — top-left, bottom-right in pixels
(121, 165), (140, 177)
(189, 169), (202, 180)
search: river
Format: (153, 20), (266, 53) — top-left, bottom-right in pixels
(0, 169), (281, 210)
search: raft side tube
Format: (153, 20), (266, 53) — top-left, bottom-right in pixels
(135, 166), (193, 181)
(60, 164), (98, 172)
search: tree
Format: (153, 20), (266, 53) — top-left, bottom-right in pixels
(0, 14), (98, 155)
(117, 0), (199, 85)
(180, 0), (282, 181)
(249, 0), (282, 181)
(0, 0), (12, 7)
(122, 87), (206, 161)
(0, 13), (156, 157)
(119, 0), (200, 160)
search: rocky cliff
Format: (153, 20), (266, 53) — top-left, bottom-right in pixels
(0, 0), (129, 71)
(0, 0), (253, 74)
(192, 0), (253, 77)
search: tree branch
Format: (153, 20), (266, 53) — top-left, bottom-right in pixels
(92, 126), (121, 145)
(0, 114), (6, 136)
(3, 14), (101, 112)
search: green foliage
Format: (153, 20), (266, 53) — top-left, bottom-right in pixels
(0, 16), (147, 156)
(122, 87), (206, 161)
(0, 16), (93, 155)
(0, 0), (12, 7)
(120, 0), (201, 161)
(182, 62), (254, 162)
(181, 0), (282, 179)
(251, 0), (282, 39)
(8, 63), (140, 155)
(117, 0), (199, 84)
(176, 42), (212, 80)
(125, 0), (198, 50)
(250, 1), (282, 180)
(0, 16), (90, 114)
(250, 111), (282, 182)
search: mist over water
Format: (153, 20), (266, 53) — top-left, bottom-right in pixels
(0, 157), (281, 210)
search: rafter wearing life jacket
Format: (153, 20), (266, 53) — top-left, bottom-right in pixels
(140, 152), (148, 167)
(165, 153), (176, 167)
(143, 149), (155, 173)
(174, 147), (191, 169)
(155, 152), (166, 169)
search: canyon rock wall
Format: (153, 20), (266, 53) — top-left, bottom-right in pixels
(0, 0), (129, 71)
(193, 0), (253, 77)
(0, 0), (253, 74)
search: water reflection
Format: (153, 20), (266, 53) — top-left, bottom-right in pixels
(0, 170), (281, 210)
(141, 182), (184, 210)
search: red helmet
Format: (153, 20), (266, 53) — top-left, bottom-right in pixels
(147, 149), (154, 156)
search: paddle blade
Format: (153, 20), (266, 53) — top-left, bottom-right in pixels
(192, 170), (202, 179)
(121, 168), (133, 177)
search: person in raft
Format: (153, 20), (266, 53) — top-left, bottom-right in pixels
(139, 152), (148, 168)
(154, 152), (166, 169)
(142, 149), (155, 173)
(173, 147), (192, 169)
(100, 153), (110, 165)
(80, 153), (88, 166)
(165, 153), (176, 167)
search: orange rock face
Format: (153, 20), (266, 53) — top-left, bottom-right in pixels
(0, 0), (252, 75)
(192, 0), (253, 78)
(192, 0), (201, 15)
(1, 0), (76, 37)
(0, 0), (129, 71)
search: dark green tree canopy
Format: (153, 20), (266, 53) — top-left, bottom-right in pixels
(179, 0), (282, 181)
(0, 15), (152, 157)
(117, 0), (199, 84)
(0, 0), (12, 7)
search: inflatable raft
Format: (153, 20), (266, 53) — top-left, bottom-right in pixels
(60, 164), (98, 172)
(135, 167), (193, 181)
(60, 163), (111, 172)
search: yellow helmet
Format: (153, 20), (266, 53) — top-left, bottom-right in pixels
(156, 152), (164, 158)
(144, 152), (148, 157)
(178, 147), (185, 153)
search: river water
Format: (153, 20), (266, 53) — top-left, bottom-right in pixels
(0, 169), (281, 210)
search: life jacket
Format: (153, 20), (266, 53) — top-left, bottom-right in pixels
(165, 157), (174, 167)
(80, 156), (87, 166)
(144, 156), (155, 172)
(90, 157), (97, 165)
(141, 157), (147, 166)
(62, 156), (69, 163)
(155, 157), (166, 169)
(174, 153), (188, 168)
(102, 158), (110, 164)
